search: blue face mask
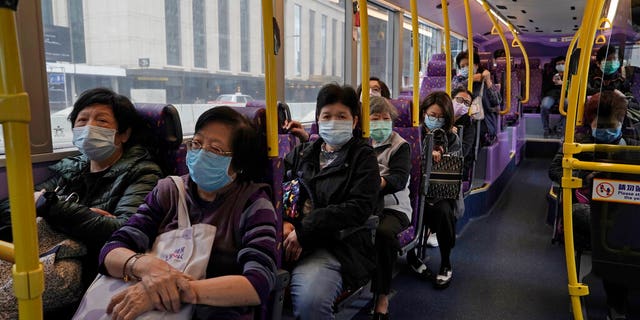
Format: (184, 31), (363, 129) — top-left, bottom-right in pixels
(72, 125), (117, 162)
(601, 60), (621, 75)
(370, 120), (393, 142)
(318, 120), (353, 147)
(592, 126), (622, 143)
(556, 64), (565, 72)
(424, 116), (445, 131)
(186, 149), (233, 192)
(458, 67), (469, 78)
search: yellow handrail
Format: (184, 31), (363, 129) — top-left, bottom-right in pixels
(559, 27), (581, 116)
(0, 5), (44, 320)
(481, 2), (511, 115)
(358, 0), (370, 137)
(410, 0), (420, 127)
(561, 1), (607, 319)
(261, 0), (278, 158)
(441, 0), (452, 94)
(507, 27), (529, 104)
(463, 0), (474, 93)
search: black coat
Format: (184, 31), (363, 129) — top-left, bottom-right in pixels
(284, 137), (381, 289)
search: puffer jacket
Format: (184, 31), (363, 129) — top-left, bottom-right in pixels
(284, 137), (381, 289)
(0, 145), (162, 249)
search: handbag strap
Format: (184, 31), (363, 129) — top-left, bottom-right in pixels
(169, 176), (191, 229)
(479, 80), (485, 97)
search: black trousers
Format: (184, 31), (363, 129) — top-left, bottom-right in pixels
(371, 209), (409, 295)
(425, 199), (457, 269)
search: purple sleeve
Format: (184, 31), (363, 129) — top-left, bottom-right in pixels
(237, 190), (278, 304)
(97, 177), (177, 275)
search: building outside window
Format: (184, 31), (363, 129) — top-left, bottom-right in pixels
(193, 0), (206, 69)
(165, 0), (181, 66)
(218, 0), (230, 70)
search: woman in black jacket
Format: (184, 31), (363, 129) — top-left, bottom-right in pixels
(283, 83), (380, 320)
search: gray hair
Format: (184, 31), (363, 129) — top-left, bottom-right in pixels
(369, 96), (398, 120)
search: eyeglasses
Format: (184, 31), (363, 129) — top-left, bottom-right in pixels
(454, 96), (472, 107)
(425, 114), (445, 122)
(186, 140), (233, 156)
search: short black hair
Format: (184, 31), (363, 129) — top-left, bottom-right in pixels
(194, 106), (264, 182)
(451, 87), (474, 100)
(455, 50), (481, 68)
(68, 87), (141, 148)
(420, 91), (455, 131)
(596, 45), (620, 63)
(315, 83), (360, 120)
(356, 76), (391, 99)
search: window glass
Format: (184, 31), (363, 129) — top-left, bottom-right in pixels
(356, 4), (393, 92)
(40, 0), (265, 151)
(400, 17), (441, 91)
(285, 0), (345, 123)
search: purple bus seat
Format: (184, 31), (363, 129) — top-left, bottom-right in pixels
(431, 53), (446, 61)
(134, 103), (183, 176)
(386, 98), (425, 253)
(420, 60), (448, 101)
(226, 105), (289, 320)
(522, 61), (543, 112)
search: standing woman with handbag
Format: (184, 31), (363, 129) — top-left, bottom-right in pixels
(97, 107), (278, 319)
(406, 91), (462, 289)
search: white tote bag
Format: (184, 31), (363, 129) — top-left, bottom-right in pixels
(470, 81), (485, 121)
(73, 176), (216, 320)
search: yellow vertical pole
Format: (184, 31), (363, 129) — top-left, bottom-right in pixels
(261, 0), (278, 158)
(463, 0), (474, 93)
(410, 0), (419, 127)
(441, 0), (452, 94)
(481, 2), (511, 115)
(0, 4), (44, 320)
(562, 1), (606, 319)
(358, 0), (370, 137)
(558, 28), (581, 116)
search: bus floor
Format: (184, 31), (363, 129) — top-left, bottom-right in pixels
(346, 158), (639, 320)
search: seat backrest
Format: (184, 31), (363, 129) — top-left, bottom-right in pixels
(523, 67), (543, 110)
(590, 172), (640, 288)
(134, 103), (184, 176)
(419, 60), (447, 101)
(431, 53), (446, 61)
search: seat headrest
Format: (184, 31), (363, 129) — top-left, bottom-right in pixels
(427, 60), (448, 77)
(431, 53), (446, 61)
(528, 58), (540, 68)
(245, 100), (292, 134)
(389, 99), (413, 128)
(135, 103), (183, 149)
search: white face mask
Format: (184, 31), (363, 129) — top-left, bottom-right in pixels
(318, 120), (353, 147)
(72, 125), (117, 161)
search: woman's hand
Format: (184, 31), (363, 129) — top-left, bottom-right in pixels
(134, 255), (193, 313)
(283, 120), (309, 143)
(482, 70), (493, 87)
(283, 221), (295, 238)
(284, 230), (303, 262)
(432, 147), (443, 163)
(107, 282), (154, 320)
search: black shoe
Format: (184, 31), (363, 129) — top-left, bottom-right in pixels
(407, 251), (434, 281)
(543, 129), (551, 138)
(607, 307), (627, 320)
(434, 267), (452, 289)
(372, 312), (390, 320)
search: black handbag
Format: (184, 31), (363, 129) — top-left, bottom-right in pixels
(425, 129), (464, 200)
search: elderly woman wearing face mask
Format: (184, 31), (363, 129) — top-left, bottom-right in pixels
(282, 83), (380, 320)
(99, 107), (278, 319)
(0, 88), (163, 282)
(451, 87), (477, 179)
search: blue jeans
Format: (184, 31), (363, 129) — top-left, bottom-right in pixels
(540, 96), (567, 131)
(290, 249), (343, 320)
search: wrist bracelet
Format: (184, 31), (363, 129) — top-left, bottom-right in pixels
(122, 253), (144, 282)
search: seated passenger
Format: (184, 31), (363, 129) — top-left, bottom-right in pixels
(540, 56), (568, 137)
(357, 76), (391, 99)
(453, 50), (498, 145)
(451, 87), (477, 178)
(407, 91), (462, 289)
(548, 91), (636, 319)
(0, 87), (163, 283)
(368, 96), (411, 319)
(99, 106), (277, 319)
(587, 45), (632, 97)
(283, 83), (380, 320)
